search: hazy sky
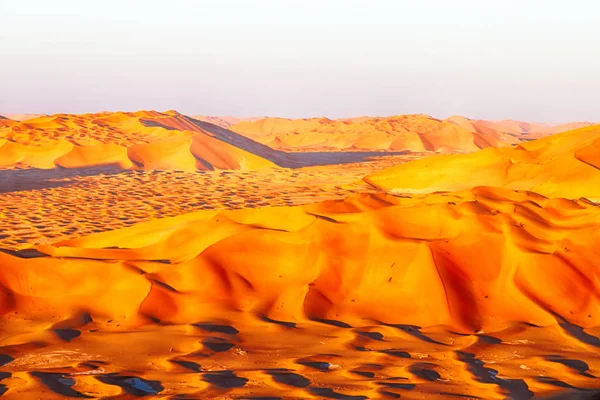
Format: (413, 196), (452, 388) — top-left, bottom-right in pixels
(1, 0), (599, 121)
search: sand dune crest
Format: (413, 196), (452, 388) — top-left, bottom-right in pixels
(364, 124), (600, 200)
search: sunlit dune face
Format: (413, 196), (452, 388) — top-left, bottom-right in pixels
(0, 188), (600, 398)
(228, 115), (593, 153)
(1, 113), (600, 398)
(0, 111), (275, 171)
(364, 124), (600, 200)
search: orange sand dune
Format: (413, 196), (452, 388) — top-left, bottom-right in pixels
(448, 115), (596, 141)
(1, 111), (410, 172)
(0, 113), (46, 121)
(364, 124), (600, 200)
(55, 143), (132, 169)
(0, 155), (417, 250)
(0, 186), (595, 333)
(3, 112), (600, 398)
(2, 187), (600, 398)
(228, 114), (594, 153)
(192, 115), (266, 128)
(230, 115), (473, 152)
(0, 111), (275, 171)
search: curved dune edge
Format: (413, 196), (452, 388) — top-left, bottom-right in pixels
(363, 124), (600, 200)
(55, 143), (133, 169)
(0, 140), (74, 169)
(229, 115), (481, 153)
(229, 115), (595, 152)
(0, 111), (275, 171)
(1, 186), (598, 334)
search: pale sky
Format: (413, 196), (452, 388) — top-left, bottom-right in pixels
(1, 0), (599, 121)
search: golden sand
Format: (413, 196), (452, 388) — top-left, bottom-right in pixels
(0, 112), (599, 399)
(228, 115), (593, 153)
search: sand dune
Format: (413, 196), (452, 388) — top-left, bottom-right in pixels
(10, 186), (597, 331)
(0, 155), (416, 250)
(230, 115), (470, 152)
(2, 112), (600, 398)
(364, 124), (600, 200)
(0, 111), (275, 171)
(2, 187), (600, 397)
(0, 113), (46, 121)
(448, 115), (596, 140)
(54, 143), (132, 169)
(228, 115), (594, 153)
(192, 115), (266, 128)
(0, 111), (416, 171)
(3, 111), (589, 172)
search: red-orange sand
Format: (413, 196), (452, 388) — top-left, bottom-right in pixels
(0, 112), (599, 399)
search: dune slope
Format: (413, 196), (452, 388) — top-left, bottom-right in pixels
(2, 113), (600, 398)
(230, 115), (477, 153)
(229, 115), (595, 153)
(364, 124), (600, 200)
(0, 187), (594, 334)
(0, 111), (275, 171)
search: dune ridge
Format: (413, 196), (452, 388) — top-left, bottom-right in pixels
(0, 186), (596, 335)
(228, 115), (595, 153)
(3, 111), (592, 172)
(448, 115), (595, 139)
(192, 115), (266, 128)
(364, 124), (600, 200)
(0, 111), (275, 171)
(2, 114), (600, 398)
(0, 113), (46, 121)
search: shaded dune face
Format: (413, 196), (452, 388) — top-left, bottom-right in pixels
(1, 187), (598, 334)
(229, 115), (477, 153)
(0, 111), (275, 171)
(2, 111), (592, 171)
(364, 125), (600, 200)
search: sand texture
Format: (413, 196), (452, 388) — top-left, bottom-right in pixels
(0, 112), (599, 399)
(228, 115), (595, 153)
(364, 124), (600, 200)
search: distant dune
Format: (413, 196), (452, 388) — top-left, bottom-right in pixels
(192, 115), (266, 128)
(0, 113), (46, 121)
(229, 115), (595, 152)
(3, 112), (592, 171)
(364, 124), (600, 200)
(0, 111), (275, 171)
(447, 115), (595, 142)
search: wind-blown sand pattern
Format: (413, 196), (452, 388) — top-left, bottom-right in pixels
(0, 157), (418, 250)
(228, 115), (594, 153)
(1, 113), (600, 399)
(0, 111), (280, 171)
(364, 125), (600, 200)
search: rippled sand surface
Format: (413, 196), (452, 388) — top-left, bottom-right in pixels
(0, 113), (599, 399)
